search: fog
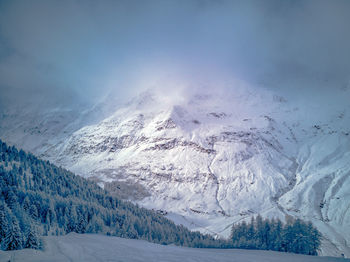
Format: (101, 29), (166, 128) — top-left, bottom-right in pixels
(1, 0), (350, 110)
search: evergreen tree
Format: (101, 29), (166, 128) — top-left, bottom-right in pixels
(25, 226), (41, 249)
(0, 201), (9, 245)
(307, 221), (321, 255)
(271, 218), (283, 251)
(76, 213), (87, 233)
(230, 215), (321, 255)
(3, 216), (22, 250)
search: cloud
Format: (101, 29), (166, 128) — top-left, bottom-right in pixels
(0, 0), (349, 110)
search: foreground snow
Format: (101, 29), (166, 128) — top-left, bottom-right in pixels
(0, 233), (347, 262)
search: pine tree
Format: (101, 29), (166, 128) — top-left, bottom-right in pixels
(25, 227), (41, 249)
(0, 202), (8, 244)
(3, 216), (22, 250)
(255, 214), (264, 247)
(262, 218), (271, 249)
(67, 205), (77, 232)
(229, 215), (321, 255)
(29, 204), (39, 220)
(271, 218), (283, 251)
(22, 196), (31, 211)
(307, 221), (321, 255)
(247, 216), (255, 241)
(76, 214), (87, 233)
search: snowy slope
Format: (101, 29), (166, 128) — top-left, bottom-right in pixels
(0, 95), (121, 154)
(1, 84), (349, 257)
(0, 233), (347, 262)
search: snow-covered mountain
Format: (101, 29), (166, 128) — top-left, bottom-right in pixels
(1, 83), (350, 257)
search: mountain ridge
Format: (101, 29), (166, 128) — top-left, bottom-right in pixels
(1, 85), (349, 257)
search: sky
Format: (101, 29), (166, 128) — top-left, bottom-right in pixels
(0, 0), (350, 110)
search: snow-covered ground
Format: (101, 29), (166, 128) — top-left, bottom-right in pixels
(0, 233), (347, 262)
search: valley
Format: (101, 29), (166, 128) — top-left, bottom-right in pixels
(1, 86), (349, 257)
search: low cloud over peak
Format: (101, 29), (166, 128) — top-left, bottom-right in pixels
(0, 0), (350, 110)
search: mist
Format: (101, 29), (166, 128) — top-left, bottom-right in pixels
(1, 0), (350, 110)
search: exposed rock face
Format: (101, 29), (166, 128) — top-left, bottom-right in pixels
(1, 87), (350, 257)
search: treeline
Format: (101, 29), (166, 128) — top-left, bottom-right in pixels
(0, 139), (221, 251)
(230, 215), (321, 255)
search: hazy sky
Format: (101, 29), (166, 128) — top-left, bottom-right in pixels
(1, 0), (350, 109)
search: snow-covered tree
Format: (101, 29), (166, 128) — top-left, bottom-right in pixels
(25, 226), (41, 249)
(3, 216), (22, 250)
(230, 215), (321, 255)
(0, 201), (9, 244)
